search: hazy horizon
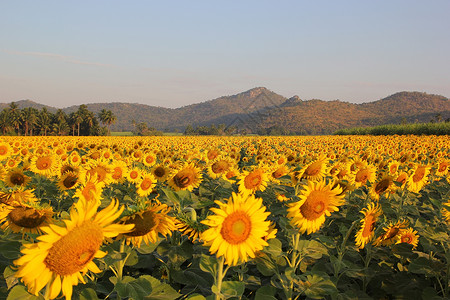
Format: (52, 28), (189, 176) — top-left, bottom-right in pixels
(1, 1), (449, 109)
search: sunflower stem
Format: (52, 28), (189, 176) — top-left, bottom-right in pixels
(215, 256), (227, 300)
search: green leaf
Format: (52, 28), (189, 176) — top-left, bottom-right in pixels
(78, 288), (100, 300)
(295, 240), (328, 260)
(125, 249), (139, 266)
(3, 266), (18, 289)
(199, 254), (218, 277)
(220, 281), (245, 298)
(6, 285), (44, 300)
(136, 241), (161, 254)
(112, 276), (152, 300)
(143, 275), (181, 299)
(0, 240), (22, 260)
(408, 257), (435, 275)
(255, 286), (278, 300)
(301, 275), (337, 299)
(255, 254), (277, 276)
(264, 238), (282, 257)
(186, 294), (207, 300)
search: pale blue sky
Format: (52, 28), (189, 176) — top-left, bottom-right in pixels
(1, 1), (449, 108)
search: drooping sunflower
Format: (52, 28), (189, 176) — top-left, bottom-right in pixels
(0, 188), (38, 206)
(136, 172), (157, 197)
(373, 220), (408, 247)
(0, 202), (53, 234)
(120, 202), (176, 248)
(57, 172), (80, 191)
(369, 174), (394, 201)
(407, 164), (430, 193)
(396, 227), (419, 249)
(168, 163), (202, 192)
(5, 168), (31, 188)
(238, 166), (269, 195)
(14, 199), (133, 300)
(29, 154), (60, 177)
(354, 202), (382, 249)
(201, 192), (271, 266)
(269, 164), (290, 184)
(435, 159), (449, 178)
(287, 180), (345, 235)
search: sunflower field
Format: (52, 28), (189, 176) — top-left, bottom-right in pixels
(0, 135), (448, 300)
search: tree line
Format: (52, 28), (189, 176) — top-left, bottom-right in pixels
(0, 102), (116, 136)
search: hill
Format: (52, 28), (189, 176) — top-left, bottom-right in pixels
(2, 89), (449, 134)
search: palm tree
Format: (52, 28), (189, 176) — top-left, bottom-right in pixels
(9, 102), (21, 135)
(21, 107), (38, 136)
(36, 108), (52, 136)
(98, 109), (116, 135)
(0, 110), (12, 135)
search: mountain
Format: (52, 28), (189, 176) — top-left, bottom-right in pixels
(2, 89), (449, 134)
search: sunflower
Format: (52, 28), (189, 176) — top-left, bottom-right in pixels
(373, 220), (408, 247)
(442, 202), (450, 224)
(0, 202), (53, 234)
(369, 174), (394, 201)
(168, 163), (202, 192)
(435, 159), (449, 178)
(142, 152), (157, 168)
(207, 156), (234, 179)
(175, 214), (208, 242)
(5, 168), (31, 188)
(387, 160), (401, 175)
(74, 175), (105, 205)
(354, 202), (382, 249)
(238, 166), (269, 195)
(269, 164), (290, 184)
(287, 180), (344, 235)
(110, 160), (128, 183)
(222, 167), (240, 184)
(57, 172), (79, 191)
(14, 199), (133, 300)
(120, 202), (176, 247)
(407, 164), (430, 193)
(396, 227), (419, 249)
(127, 167), (142, 184)
(201, 192), (271, 266)
(0, 141), (11, 161)
(299, 156), (329, 181)
(29, 154), (60, 177)
(80, 161), (112, 185)
(351, 164), (377, 189)
(151, 164), (170, 182)
(2, 188), (39, 206)
(136, 172), (157, 197)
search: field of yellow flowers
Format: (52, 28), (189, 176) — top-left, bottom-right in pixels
(0, 135), (448, 300)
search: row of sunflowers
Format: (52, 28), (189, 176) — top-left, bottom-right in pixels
(0, 135), (448, 299)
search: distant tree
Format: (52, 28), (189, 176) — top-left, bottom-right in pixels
(98, 109), (116, 135)
(9, 102), (21, 135)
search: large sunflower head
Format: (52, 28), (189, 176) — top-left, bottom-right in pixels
(14, 199), (133, 300)
(0, 202), (53, 234)
(207, 156), (234, 179)
(168, 163), (202, 192)
(151, 164), (171, 182)
(201, 192), (271, 266)
(120, 202), (176, 248)
(287, 180), (345, 234)
(354, 202), (382, 249)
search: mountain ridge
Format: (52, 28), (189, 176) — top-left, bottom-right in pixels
(1, 88), (448, 134)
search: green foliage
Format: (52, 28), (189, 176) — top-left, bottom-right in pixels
(334, 122), (450, 135)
